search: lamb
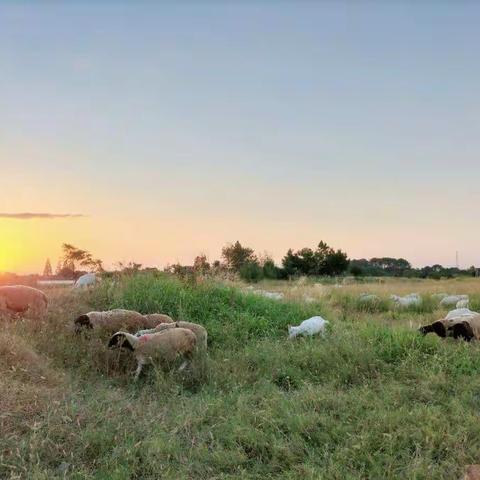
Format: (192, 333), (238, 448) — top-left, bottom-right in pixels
(419, 313), (480, 341)
(74, 309), (162, 334)
(135, 321), (207, 350)
(288, 316), (329, 339)
(74, 273), (98, 289)
(390, 294), (422, 308)
(0, 285), (48, 319)
(440, 294), (469, 307)
(108, 328), (197, 380)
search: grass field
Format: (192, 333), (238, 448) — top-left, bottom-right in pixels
(2, 274), (480, 479)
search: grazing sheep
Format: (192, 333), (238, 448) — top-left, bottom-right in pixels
(108, 328), (197, 380)
(74, 273), (98, 289)
(0, 285), (48, 319)
(419, 314), (480, 341)
(440, 294), (469, 307)
(288, 316), (329, 339)
(390, 294), (422, 308)
(136, 321), (208, 350)
(74, 309), (159, 334)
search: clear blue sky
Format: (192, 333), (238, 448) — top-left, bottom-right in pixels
(1, 2), (479, 272)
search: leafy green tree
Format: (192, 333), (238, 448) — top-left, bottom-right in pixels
(221, 241), (256, 272)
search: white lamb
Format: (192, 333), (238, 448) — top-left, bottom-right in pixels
(288, 316), (329, 339)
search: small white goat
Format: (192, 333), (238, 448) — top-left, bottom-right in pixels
(359, 293), (380, 303)
(74, 273), (98, 289)
(288, 316), (329, 339)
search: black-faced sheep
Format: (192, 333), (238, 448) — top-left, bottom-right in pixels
(108, 328), (197, 380)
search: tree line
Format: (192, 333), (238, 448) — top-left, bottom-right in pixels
(39, 241), (478, 282)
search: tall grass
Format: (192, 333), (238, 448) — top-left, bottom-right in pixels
(2, 274), (480, 479)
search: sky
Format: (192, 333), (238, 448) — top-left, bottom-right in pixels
(1, 2), (480, 273)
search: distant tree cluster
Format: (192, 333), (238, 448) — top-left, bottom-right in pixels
(349, 258), (478, 279)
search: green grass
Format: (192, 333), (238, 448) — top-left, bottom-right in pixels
(2, 274), (480, 479)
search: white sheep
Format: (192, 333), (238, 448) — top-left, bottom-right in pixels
(431, 293), (448, 301)
(135, 321), (208, 350)
(74, 273), (98, 289)
(440, 295), (469, 307)
(288, 316), (329, 339)
(390, 294), (422, 308)
(108, 328), (197, 380)
(0, 285), (48, 319)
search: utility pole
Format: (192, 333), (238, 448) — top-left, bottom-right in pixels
(456, 251), (459, 269)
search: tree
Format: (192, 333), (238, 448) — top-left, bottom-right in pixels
(61, 243), (103, 273)
(43, 258), (52, 277)
(282, 241), (349, 277)
(193, 254), (210, 274)
(221, 241), (256, 272)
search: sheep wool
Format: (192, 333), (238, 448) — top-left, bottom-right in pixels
(136, 321), (208, 350)
(0, 285), (48, 319)
(75, 309), (151, 334)
(108, 327), (197, 380)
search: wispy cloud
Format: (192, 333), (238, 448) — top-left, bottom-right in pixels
(0, 213), (86, 220)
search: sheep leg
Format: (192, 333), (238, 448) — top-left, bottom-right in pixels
(178, 360), (189, 371)
(134, 361), (145, 381)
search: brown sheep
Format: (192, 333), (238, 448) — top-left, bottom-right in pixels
(74, 309), (158, 334)
(136, 321), (208, 350)
(108, 328), (197, 380)
(0, 285), (48, 319)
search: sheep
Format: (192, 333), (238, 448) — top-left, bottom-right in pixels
(135, 321), (208, 350)
(419, 314), (480, 341)
(74, 273), (98, 289)
(108, 328), (197, 380)
(440, 294), (469, 307)
(74, 309), (161, 334)
(288, 316), (329, 339)
(390, 294), (422, 308)
(0, 285), (48, 319)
